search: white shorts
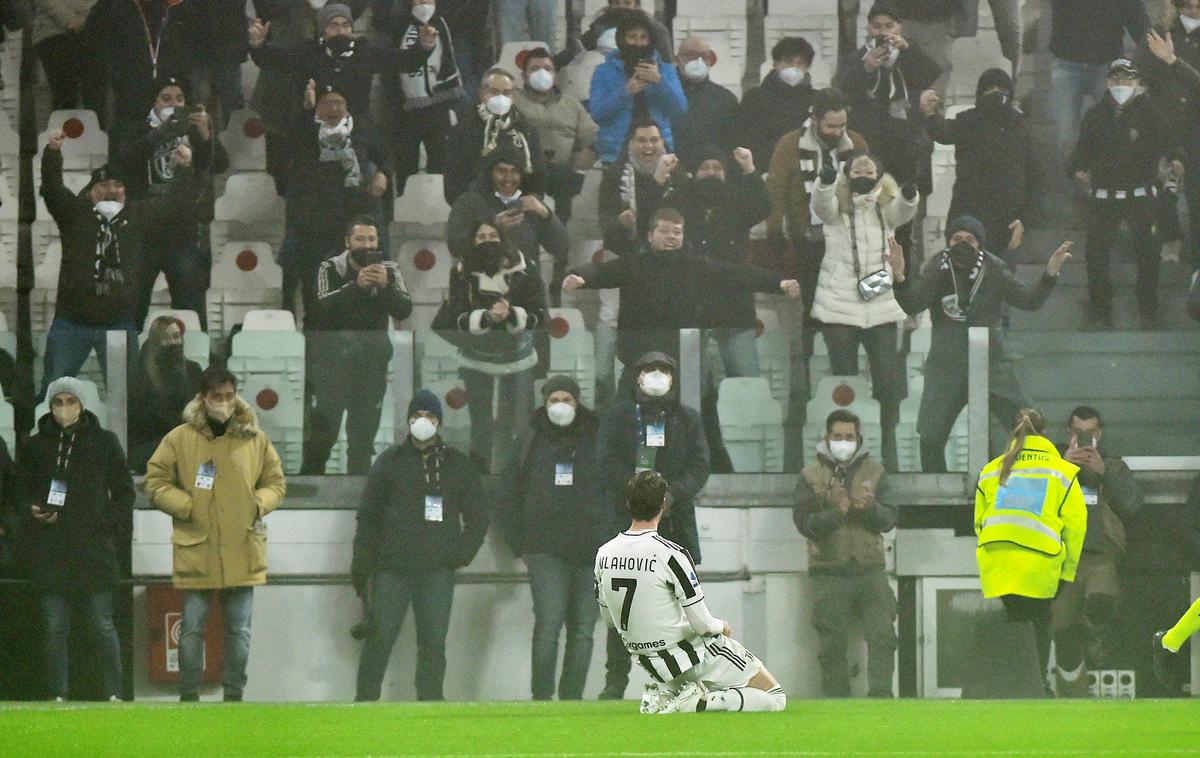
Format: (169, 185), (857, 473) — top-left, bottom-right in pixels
(667, 635), (764, 693)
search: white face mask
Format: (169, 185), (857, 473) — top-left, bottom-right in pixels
(527, 68), (555, 93)
(412, 3), (435, 24)
(829, 439), (858, 463)
(597, 27), (618, 53)
(205, 400), (234, 423)
(639, 370), (672, 397)
(94, 200), (124, 220)
(410, 416), (438, 441)
(682, 58), (709, 81)
(485, 94), (513, 116)
(1109, 85), (1135, 105)
(547, 401), (576, 427)
(154, 105), (175, 126)
(1182, 14), (1200, 33)
(779, 66), (806, 87)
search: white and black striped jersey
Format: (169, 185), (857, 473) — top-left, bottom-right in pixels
(595, 529), (723, 684)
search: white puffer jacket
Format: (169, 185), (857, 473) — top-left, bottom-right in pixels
(810, 174), (918, 328)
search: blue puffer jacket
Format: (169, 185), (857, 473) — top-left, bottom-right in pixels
(588, 50), (688, 163)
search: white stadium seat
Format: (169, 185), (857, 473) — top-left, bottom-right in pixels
(718, 377), (785, 472)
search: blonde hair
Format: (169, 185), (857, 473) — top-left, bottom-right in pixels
(998, 408), (1046, 486)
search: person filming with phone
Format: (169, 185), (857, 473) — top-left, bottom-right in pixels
(1051, 406), (1141, 696)
(302, 216), (413, 474)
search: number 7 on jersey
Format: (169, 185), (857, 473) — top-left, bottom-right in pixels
(611, 578), (638, 630)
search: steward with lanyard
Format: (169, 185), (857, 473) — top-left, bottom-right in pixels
(351, 390), (488, 701)
(810, 150), (917, 472)
(18, 377), (134, 702)
(973, 408), (1088, 682)
(500, 375), (610, 701)
(594, 351), (709, 700)
(892, 215), (1073, 473)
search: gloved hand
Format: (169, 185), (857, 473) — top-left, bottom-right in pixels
(901, 183), (918, 200)
(819, 163), (838, 186)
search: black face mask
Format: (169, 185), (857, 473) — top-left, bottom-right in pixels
(977, 91), (1009, 117)
(157, 343), (184, 364)
(949, 240), (978, 270)
(848, 176), (877, 195)
(619, 41), (653, 64)
(324, 35), (354, 55)
(694, 176), (726, 205)
(351, 248), (384, 268)
(467, 241), (505, 276)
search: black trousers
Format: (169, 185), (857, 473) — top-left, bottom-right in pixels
(1084, 195), (1159, 312)
(303, 352), (389, 475)
(822, 322), (903, 471)
(1000, 594), (1053, 682)
(36, 34), (107, 118)
(392, 104), (451, 194)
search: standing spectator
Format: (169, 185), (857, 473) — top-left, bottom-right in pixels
(1147, 25), (1200, 271)
(809, 152), (916, 471)
(93, 0), (193, 123)
(352, 390), (488, 701)
(837, 2), (939, 257)
(578, 1), (672, 62)
(514, 47), (599, 221)
(1052, 406), (1141, 696)
(919, 69), (1036, 266)
(38, 129), (195, 397)
(18, 377), (134, 702)
(669, 146), (771, 471)
(177, 0), (247, 125)
(127, 315), (203, 474)
(592, 351), (709, 700)
(598, 118), (677, 257)
(499, 376), (608, 701)
(443, 67), (547, 204)
(891, 216), (1074, 472)
(974, 408), (1087, 686)
(562, 207), (800, 396)
(433, 216), (548, 472)
(144, 366), (287, 702)
(588, 12), (687, 165)
(283, 79), (391, 324)
(303, 216), (413, 475)
(793, 409), (897, 698)
(1068, 58), (1182, 329)
(670, 36), (737, 167)
(1049, 0), (1150, 160)
(766, 87), (867, 345)
(435, 0), (490, 101)
(32, 0), (106, 118)
(109, 75), (229, 330)
(735, 36), (816, 170)
(445, 144), (569, 299)
(891, 0), (956, 95)
(496, 0), (554, 50)
(375, 0), (461, 195)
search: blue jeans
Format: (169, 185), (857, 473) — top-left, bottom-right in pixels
(705, 328), (761, 386)
(179, 587), (254, 699)
(527, 553), (598, 700)
(496, 0), (557, 49)
(1051, 58), (1107, 157)
(41, 316), (137, 399)
(356, 570), (456, 701)
(40, 589), (123, 700)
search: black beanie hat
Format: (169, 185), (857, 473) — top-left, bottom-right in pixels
(407, 389), (443, 422)
(946, 215), (987, 248)
(483, 143), (529, 175)
(975, 68), (1013, 99)
(687, 144), (729, 176)
(541, 375), (581, 402)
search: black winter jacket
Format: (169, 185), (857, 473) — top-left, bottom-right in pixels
(40, 148), (195, 326)
(351, 439), (487, 585)
(1050, 0), (1149, 65)
(598, 159), (672, 256)
(570, 246), (783, 365)
(924, 105), (1036, 229)
(668, 172), (772, 329)
(1068, 94), (1181, 193)
(109, 115), (229, 222)
(501, 407), (610, 563)
(672, 77), (738, 168)
(443, 110), (547, 204)
(445, 177), (569, 262)
(127, 352), (203, 472)
(735, 71), (814, 170)
(596, 397), (709, 561)
(17, 411), (134, 591)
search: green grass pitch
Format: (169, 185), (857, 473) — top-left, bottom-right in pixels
(2, 699), (1200, 757)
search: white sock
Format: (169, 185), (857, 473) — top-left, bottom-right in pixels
(699, 687), (786, 712)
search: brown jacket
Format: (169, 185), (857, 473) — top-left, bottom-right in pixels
(793, 444), (895, 574)
(145, 396), (286, 590)
(766, 121), (867, 244)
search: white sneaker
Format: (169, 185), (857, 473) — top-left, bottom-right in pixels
(1162, 239), (1182, 263)
(639, 683), (665, 714)
(53, 697), (65, 703)
(657, 681), (707, 714)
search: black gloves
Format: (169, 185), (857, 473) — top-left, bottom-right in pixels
(901, 183), (918, 200)
(819, 163), (838, 186)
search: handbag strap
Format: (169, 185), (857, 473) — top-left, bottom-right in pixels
(847, 201), (887, 279)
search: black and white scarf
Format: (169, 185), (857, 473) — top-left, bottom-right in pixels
(476, 105), (532, 170)
(317, 114), (362, 188)
(938, 248), (986, 321)
(92, 211), (124, 297)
